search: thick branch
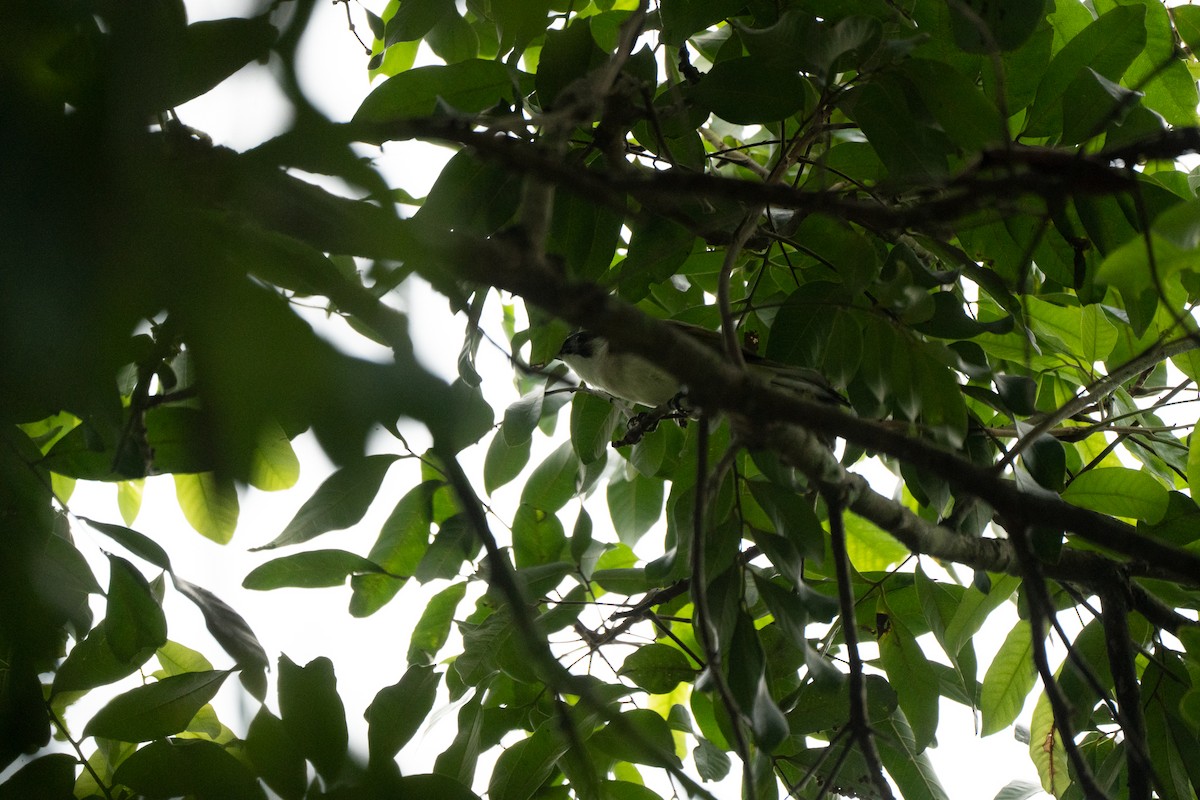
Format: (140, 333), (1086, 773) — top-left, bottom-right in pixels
(445, 241), (1200, 588)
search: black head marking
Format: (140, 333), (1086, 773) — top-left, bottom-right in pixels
(558, 331), (602, 358)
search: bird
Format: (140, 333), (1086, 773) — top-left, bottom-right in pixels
(556, 320), (846, 410)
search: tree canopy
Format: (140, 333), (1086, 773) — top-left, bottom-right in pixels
(4, 0), (1200, 798)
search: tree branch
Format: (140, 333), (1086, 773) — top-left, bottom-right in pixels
(824, 488), (895, 800)
(438, 234), (1200, 588)
(1008, 521), (1112, 800)
(1100, 585), (1153, 800)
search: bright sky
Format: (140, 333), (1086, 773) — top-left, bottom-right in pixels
(52, 2), (1064, 798)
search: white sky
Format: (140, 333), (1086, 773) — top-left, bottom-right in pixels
(44, 2), (1071, 798)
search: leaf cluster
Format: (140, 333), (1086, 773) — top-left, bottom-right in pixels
(4, 1), (1200, 799)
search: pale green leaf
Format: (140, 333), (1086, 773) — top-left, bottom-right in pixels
(175, 472), (239, 544)
(1061, 466), (1169, 523)
(980, 620), (1037, 736)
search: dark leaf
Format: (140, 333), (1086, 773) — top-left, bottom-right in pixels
(366, 665), (441, 768)
(170, 575), (268, 699)
(255, 454), (400, 550)
(243, 549), (386, 590)
(246, 707), (306, 800)
(278, 655), (348, 781)
(84, 670), (233, 742)
(113, 738), (265, 800)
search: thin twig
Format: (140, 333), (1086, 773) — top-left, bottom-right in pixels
(1008, 520), (1113, 800)
(1100, 585), (1154, 800)
(690, 418), (755, 800)
(824, 489), (895, 800)
(46, 702), (115, 800)
(436, 449), (716, 799)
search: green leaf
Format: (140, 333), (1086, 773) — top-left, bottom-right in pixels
(427, 10), (479, 63)
(520, 441), (580, 513)
(246, 707), (306, 800)
(174, 472), (239, 544)
(84, 670), (232, 742)
(155, 641), (214, 678)
(355, 60), (519, 123)
(659, 0), (747, 45)
(256, 454), (399, 550)
(948, 0), (1045, 52)
(113, 738), (265, 800)
(691, 57), (813, 125)
(487, 723), (568, 800)
(278, 655), (348, 781)
(875, 712), (951, 800)
(607, 472), (664, 548)
(366, 665), (441, 768)
(350, 482), (434, 617)
(1061, 67), (1144, 144)
(503, 392), (544, 445)
(901, 58), (1005, 150)
(170, 575), (269, 698)
(942, 573), (1021, 657)
(548, 188), (624, 282)
(512, 503), (566, 568)
(243, 549), (386, 590)
(878, 611), (939, 753)
(484, 427), (531, 494)
(728, 610), (789, 752)
(570, 391), (619, 464)
(408, 581), (467, 666)
(535, 16), (606, 109)
(589, 709), (683, 769)
(81, 517), (172, 571)
(52, 624), (151, 695)
(1024, 5), (1146, 138)
(980, 620), (1038, 736)
(105, 555), (168, 663)
(992, 781), (1045, 800)
(1028, 691), (1070, 796)
(693, 737), (731, 783)
(247, 420), (300, 491)
(396, 774), (481, 800)
(382, 0), (452, 45)
(414, 150), (522, 236)
(618, 644), (696, 694)
(844, 514), (908, 572)
(491, 0), (551, 53)
(617, 217), (696, 301)
(1176, 7), (1200, 55)
(747, 481), (825, 563)
(0, 754), (76, 800)
(845, 79), (949, 182)
(1061, 466), (1169, 523)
